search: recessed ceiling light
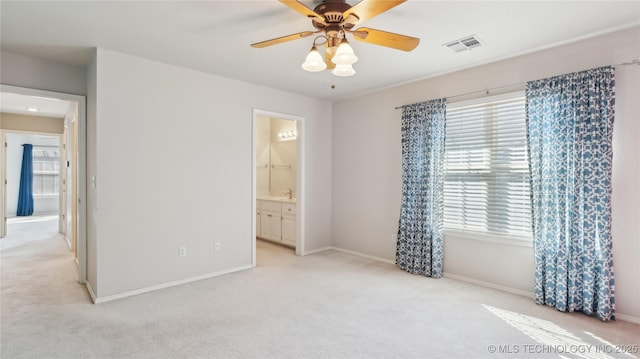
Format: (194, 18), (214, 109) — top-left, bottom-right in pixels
(26, 107), (40, 112)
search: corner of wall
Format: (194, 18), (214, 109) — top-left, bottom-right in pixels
(85, 48), (98, 294)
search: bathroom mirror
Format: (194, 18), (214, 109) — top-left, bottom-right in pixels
(256, 116), (297, 197)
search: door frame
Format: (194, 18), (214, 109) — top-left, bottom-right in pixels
(0, 131), (5, 237)
(1, 84), (87, 284)
(252, 109), (305, 265)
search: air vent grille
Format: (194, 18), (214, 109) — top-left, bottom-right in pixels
(324, 13), (343, 23)
(444, 35), (483, 53)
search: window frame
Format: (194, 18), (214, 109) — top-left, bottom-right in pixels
(32, 145), (61, 197)
(443, 91), (533, 244)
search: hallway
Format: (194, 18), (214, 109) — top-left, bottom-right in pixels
(1, 215), (91, 358)
(2, 215), (62, 250)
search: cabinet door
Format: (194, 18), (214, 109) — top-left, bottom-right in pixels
(269, 213), (282, 242)
(260, 211), (281, 242)
(259, 211), (271, 239)
(282, 214), (296, 247)
(256, 210), (261, 238)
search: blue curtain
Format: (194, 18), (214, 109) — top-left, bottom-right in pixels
(17, 144), (34, 216)
(526, 67), (615, 321)
(396, 99), (446, 278)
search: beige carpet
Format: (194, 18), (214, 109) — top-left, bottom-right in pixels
(1, 218), (638, 358)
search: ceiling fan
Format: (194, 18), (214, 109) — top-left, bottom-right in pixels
(251, 0), (419, 77)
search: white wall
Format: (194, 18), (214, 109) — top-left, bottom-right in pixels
(1, 112), (65, 134)
(0, 51), (87, 95)
(332, 26), (640, 320)
(86, 49), (98, 292)
(91, 48), (332, 298)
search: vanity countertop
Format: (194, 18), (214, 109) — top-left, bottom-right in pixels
(257, 194), (296, 203)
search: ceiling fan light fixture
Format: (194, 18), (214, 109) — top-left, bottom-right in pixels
(301, 45), (327, 72)
(331, 38), (358, 65)
(255, 0), (418, 78)
(332, 63), (356, 77)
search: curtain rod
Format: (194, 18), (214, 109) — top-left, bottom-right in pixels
(614, 59), (640, 67)
(395, 59), (639, 110)
(31, 145), (59, 148)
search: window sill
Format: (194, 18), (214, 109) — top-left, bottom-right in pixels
(34, 194), (59, 199)
(444, 229), (533, 248)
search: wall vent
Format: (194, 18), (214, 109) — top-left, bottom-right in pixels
(444, 35), (483, 53)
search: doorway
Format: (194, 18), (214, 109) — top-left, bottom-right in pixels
(3, 132), (61, 234)
(0, 84), (87, 284)
(252, 109), (305, 266)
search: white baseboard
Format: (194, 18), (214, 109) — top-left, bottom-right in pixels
(301, 246), (333, 256)
(83, 247), (640, 324)
(330, 246), (396, 265)
(86, 281), (97, 304)
(616, 313), (640, 324)
(91, 264), (254, 304)
(442, 274), (640, 324)
(327, 248), (640, 324)
(443, 272), (535, 298)
(329, 246), (535, 297)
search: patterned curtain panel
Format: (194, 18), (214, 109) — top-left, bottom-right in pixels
(526, 67), (615, 321)
(396, 99), (446, 278)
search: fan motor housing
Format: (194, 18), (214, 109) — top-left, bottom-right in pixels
(312, 0), (356, 32)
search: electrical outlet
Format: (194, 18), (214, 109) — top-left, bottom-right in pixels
(179, 246), (187, 257)
(214, 241), (221, 252)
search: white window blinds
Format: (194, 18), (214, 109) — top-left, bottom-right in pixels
(33, 147), (60, 196)
(444, 92), (532, 239)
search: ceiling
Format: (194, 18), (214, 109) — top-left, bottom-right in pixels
(0, 93), (71, 118)
(1, 1), (638, 101)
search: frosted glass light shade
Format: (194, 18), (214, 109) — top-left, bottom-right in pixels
(332, 64), (356, 77)
(301, 45), (327, 72)
(331, 39), (358, 65)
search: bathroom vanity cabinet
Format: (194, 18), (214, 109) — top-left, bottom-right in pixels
(256, 199), (296, 248)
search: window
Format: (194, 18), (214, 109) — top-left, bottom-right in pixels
(444, 92), (532, 240)
(32, 147), (60, 196)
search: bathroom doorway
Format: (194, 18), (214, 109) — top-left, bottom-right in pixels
(252, 109), (305, 266)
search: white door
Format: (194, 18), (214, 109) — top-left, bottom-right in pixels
(1, 132), (6, 238)
(65, 105), (78, 254)
(59, 129), (67, 236)
(256, 209), (261, 238)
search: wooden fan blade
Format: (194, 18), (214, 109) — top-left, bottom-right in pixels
(279, 0), (327, 25)
(343, 0), (406, 25)
(251, 31), (315, 48)
(351, 27), (419, 51)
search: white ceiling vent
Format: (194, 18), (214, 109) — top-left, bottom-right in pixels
(444, 35), (483, 53)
